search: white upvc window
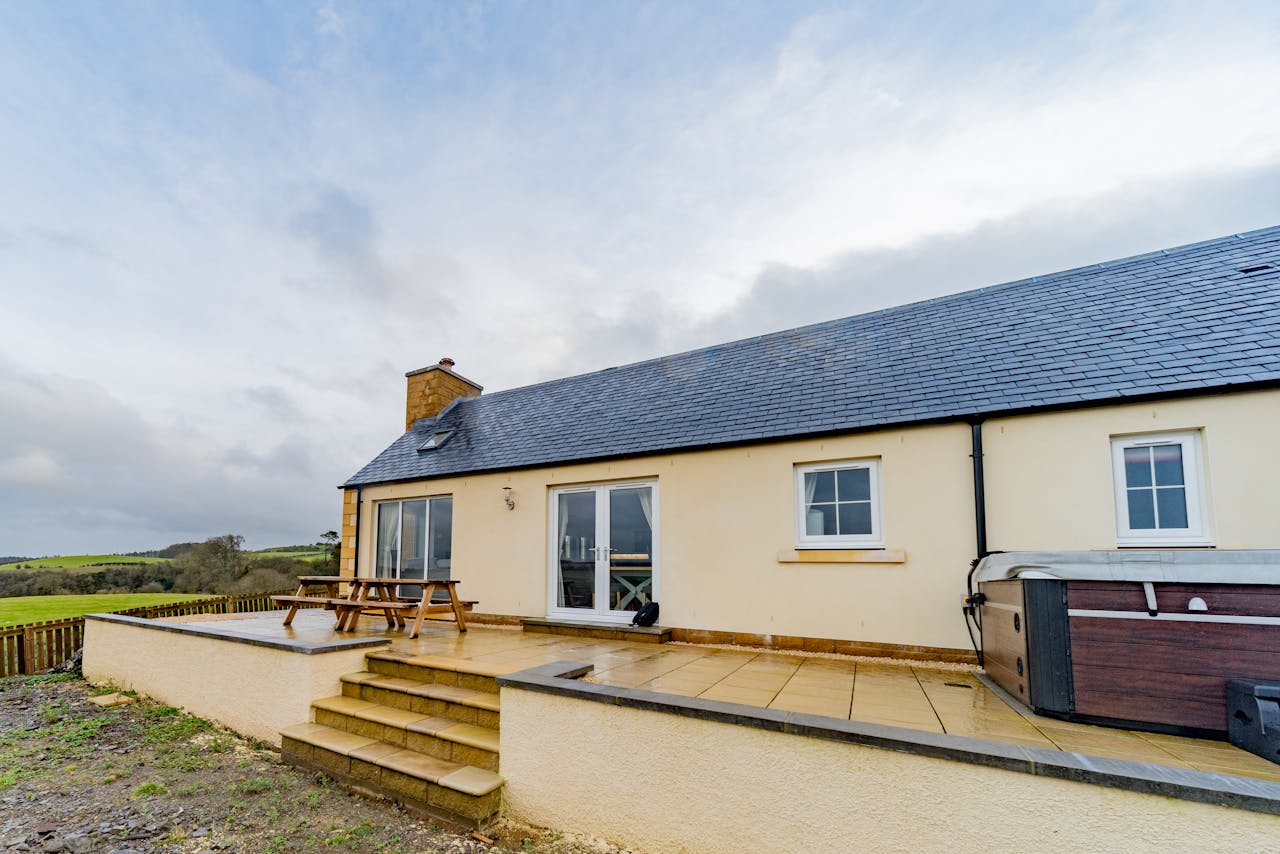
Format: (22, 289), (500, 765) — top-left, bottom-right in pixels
(794, 459), (883, 549)
(1111, 431), (1211, 547)
(373, 496), (454, 582)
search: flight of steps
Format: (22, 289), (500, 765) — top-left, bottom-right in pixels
(280, 651), (505, 828)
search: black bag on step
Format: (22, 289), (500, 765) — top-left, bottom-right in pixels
(631, 601), (659, 627)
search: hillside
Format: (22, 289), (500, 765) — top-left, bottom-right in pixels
(0, 592), (208, 626)
(2, 545), (329, 572)
(0, 555), (169, 571)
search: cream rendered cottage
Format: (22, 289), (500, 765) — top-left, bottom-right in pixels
(337, 226), (1280, 663)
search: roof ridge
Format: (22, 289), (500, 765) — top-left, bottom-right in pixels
(452, 224), (1280, 407)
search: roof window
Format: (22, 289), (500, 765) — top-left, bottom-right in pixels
(418, 430), (454, 451)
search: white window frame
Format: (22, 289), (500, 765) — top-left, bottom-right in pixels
(794, 459), (884, 549)
(1111, 431), (1211, 547)
(546, 480), (660, 625)
(371, 495), (454, 581)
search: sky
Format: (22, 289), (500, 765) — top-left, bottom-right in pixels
(2, 1), (1280, 556)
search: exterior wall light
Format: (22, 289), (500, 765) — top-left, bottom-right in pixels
(503, 487), (515, 510)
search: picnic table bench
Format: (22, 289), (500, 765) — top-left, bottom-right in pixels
(272, 576), (471, 638)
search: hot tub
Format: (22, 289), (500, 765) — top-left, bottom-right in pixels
(975, 550), (1280, 737)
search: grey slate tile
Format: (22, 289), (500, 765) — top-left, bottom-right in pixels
(346, 227), (1280, 486)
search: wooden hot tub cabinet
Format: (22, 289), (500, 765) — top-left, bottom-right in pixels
(976, 552), (1280, 738)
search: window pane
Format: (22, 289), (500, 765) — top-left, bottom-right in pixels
(557, 492), (596, 609)
(805, 504), (836, 536)
(1126, 490), (1156, 529)
(806, 470), (835, 503)
(428, 498), (453, 581)
(1123, 447), (1152, 488)
(400, 500), (427, 581)
(1151, 444), (1185, 486)
(609, 487), (653, 612)
(375, 503), (399, 578)
(836, 467), (871, 501)
(837, 502), (873, 536)
(1156, 487), (1188, 529)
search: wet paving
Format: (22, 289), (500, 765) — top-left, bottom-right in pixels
(173, 610), (1280, 783)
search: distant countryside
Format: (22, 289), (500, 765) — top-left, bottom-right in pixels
(0, 593), (208, 626)
(0, 554), (169, 570)
(0, 535), (337, 626)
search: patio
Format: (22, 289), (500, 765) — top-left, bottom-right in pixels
(170, 609), (1280, 783)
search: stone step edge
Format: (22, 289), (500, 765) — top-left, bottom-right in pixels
(281, 722), (504, 797)
(341, 671), (501, 713)
(364, 651), (513, 681)
(312, 696), (500, 753)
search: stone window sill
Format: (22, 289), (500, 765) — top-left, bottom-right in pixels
(776, 548), (906, 564)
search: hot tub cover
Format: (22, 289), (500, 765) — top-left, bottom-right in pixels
(974, 550), (1280, 585)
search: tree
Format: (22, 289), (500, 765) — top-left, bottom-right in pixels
(319, 530), (340, 573)
(171, 534), (247, 593)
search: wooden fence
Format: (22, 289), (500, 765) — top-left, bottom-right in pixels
(0, 590), (300, 678)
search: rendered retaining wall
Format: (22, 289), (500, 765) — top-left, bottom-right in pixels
(83, 614), (386, 746)
(499, 671), (1280, 853)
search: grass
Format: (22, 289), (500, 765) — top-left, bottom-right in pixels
(250, 549), (327, 562)
(0, 593), (208, 626)
(0, 555), (169, 571)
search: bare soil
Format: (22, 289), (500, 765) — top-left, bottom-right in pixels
(0, 675), (631, 854)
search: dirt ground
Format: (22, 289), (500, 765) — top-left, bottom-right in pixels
(0, 674), (632, 854)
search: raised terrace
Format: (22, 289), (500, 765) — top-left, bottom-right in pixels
(164, 610), (1279, 781)
(84, 608), (1280, 847)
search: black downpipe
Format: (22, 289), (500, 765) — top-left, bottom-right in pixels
(970, 421), (988, 560)
(963, 421), (988, 667)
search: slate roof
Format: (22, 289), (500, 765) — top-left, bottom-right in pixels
(345, 226), (1280, 487)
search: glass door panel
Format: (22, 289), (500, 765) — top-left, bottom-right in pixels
(427, 496), (453, 575)
(556, 491), (596, 610)
(608, 486), (654, 613)
(375, 503), (400, 579)
(398, 499), (428, 599)
(373, 498), (453, 600)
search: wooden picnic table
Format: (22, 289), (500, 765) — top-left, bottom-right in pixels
(272, 576), (469, 639)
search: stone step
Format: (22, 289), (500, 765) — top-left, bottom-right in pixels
(341, 671), (500, 729)
(364, 651), (506, 694)
(521, 617), (671, 643)
(312, 695), (500, 771)
(281, 722), (502, 828)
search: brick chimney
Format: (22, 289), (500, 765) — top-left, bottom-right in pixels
(404, 358), (483, 430)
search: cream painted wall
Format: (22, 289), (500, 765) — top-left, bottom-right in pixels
(82, 619), (374, 746)
(985, 388), (1280, 551)
(357, 422), (977, 650)
(501, 689), (1280, 854)
(353, 388), (1278, 652)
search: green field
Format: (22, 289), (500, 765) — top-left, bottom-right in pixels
(250, 549), (327, 561)
(0, 555), (169, 571)
(0, 593), (208, 627)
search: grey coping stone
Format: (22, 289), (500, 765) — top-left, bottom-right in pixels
(345, 226), (1280, 487)
(85, 613), (392, 655)
(497, 660), (1280, 816)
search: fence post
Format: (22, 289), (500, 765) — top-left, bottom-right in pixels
(21, 626), (35, 676)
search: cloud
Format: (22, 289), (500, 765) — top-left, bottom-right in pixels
(0, 2), (1279, 555)
(0, 449), (68, 490)
(0, 361), (337, 554)
(239, 385), (301, 421)
(289, 183), (386, 291)
(316, 4), (345, 37)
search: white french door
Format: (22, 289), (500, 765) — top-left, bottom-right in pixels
(548, 481), (658, 623)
